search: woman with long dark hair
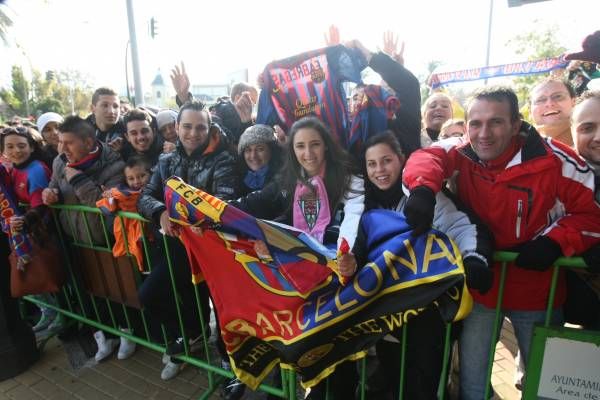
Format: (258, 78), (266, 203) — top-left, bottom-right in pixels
(359, 131), (493, 399)
(236, 116), (364, 271)
(234, 116), (364, 399)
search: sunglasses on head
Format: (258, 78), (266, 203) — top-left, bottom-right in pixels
(1, 126), (28, 135)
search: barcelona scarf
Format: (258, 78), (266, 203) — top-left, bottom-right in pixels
(0, 164), (32, 269)
(164, 177), (472, 389)
(348, 84), (400, 157)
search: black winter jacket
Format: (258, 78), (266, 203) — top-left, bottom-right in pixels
(85, 114), (127, 144)
(369, 52), (422, 157)
(137, 126), (239, 225)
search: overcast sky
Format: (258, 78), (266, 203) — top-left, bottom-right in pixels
(0, 0), (598, 95)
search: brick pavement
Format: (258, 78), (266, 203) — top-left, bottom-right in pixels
(0, 336), (221, 400)
(0, 323), (522, 400)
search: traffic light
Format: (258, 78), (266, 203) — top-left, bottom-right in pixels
(45, 70), (55, 81)
(150, 17), (158, 39)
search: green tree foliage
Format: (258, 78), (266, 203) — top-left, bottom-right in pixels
(507, 24), (567, 108)
(419, 60), (442, 106)
(0, 65), (94, 119)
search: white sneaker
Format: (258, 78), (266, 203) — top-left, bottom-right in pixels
(93, 331), (119, 362)
(162, 353), (170, 364)
(161, 360), (182, 381)
(117, 329), (136, 360)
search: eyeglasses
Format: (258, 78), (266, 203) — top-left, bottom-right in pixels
(532, 92), (570, 106)
(1, 126), (28, 136)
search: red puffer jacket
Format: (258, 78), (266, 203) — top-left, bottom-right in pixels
(403, 122), (600, 310)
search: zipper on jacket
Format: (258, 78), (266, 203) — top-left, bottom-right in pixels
(516, 199), (523, 239)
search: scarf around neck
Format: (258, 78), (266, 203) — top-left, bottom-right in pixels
(244, 165), (269, 190)
(67, 144), (100, 170)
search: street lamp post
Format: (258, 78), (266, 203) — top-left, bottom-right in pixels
(484, 0), (494, 84)
(125, 0), (143, 106)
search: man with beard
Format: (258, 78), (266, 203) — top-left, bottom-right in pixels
(121, 108), (165, 166)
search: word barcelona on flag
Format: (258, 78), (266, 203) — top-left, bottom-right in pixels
(164, 176), (472, 389)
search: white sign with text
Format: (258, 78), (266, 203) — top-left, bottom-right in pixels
(537, 337), (600, 400)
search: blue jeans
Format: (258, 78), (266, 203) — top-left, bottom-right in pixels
(459, 302), (563, 400)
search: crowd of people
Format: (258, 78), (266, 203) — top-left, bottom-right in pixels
(1, 28), (600, 400)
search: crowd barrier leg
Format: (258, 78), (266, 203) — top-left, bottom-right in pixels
(483, 262), (508, 400)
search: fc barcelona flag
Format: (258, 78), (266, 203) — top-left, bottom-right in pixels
(164, 177), (472, 389)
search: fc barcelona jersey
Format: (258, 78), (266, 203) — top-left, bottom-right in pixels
(257, 45), (367, 147)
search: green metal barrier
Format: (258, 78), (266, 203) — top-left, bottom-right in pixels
(24, 204), (294, 400)
(21, 205), (597, 400)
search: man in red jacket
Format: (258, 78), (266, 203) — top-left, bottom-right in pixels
(402, 86), (600, 400)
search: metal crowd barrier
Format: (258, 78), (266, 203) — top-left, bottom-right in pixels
(20, 205), (597, 400)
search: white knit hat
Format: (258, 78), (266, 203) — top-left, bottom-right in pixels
(36, 112), (63, 133)
(156, 109), (178, 130)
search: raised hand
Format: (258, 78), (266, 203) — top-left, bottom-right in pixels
(234, 92), (253, 123)
(170, 62), (191, 102)
(382, 31), (405, 65)
(324, 25), (341, 46)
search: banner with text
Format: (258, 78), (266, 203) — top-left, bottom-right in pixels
(164, 177), (472, 389)
(428, 56), (568, 88)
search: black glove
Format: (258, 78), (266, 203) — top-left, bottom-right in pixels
(463, 256), (494, 295)
(514, 236), (562, 271)
(404, 186), (436, 236)
(582, 244), (600, 274)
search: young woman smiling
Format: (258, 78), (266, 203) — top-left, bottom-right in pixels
(359, 131), (493, 400)
(233, 116), (365, 399)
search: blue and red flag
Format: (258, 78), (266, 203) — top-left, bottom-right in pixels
(0, 164), (32, 269)
(256, 45), (367, 147)
(164, 177), (472, 389)
(347, 84), (400, 157)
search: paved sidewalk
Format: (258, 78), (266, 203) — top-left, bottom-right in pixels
(0, 337), (220, 400)
(0, 323), (522, 400)
(491, 320), (522, 400)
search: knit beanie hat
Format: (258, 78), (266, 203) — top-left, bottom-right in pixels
(237, 124), (276, 155)
(156, 109), (178, 130)
(36, 112), (63, 133)
(565, 31), (600, 64)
